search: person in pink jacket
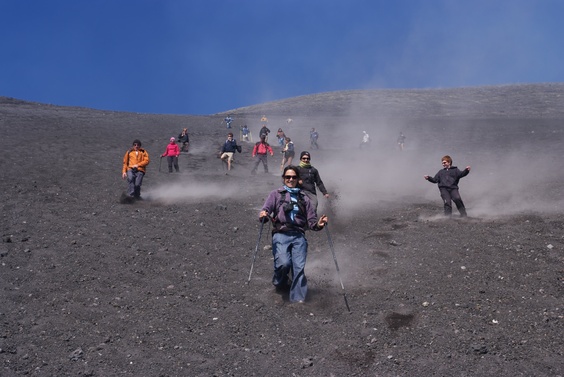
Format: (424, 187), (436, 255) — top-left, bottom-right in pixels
(161, 137), (180, 173)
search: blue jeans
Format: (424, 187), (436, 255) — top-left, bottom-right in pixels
(126, 169), (144, 197)
(272, 231), (308, 302)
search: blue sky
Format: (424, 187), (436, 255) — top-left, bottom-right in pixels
(1, 0), (563, 115)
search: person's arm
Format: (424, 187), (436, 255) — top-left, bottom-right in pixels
(314, 169), (329, 196)
(425, 171), (440, 183)
(259, 191), (277, 222)
(122, 151), (129, 178)
(267, 145), (274, 156)
(459, 166), (471, 178)
(138, 150), (150, 168)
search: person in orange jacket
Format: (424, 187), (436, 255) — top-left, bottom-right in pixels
(161, 137), (180, 173)
(122, 139), (150, 199)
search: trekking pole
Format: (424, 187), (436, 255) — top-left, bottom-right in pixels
(159, 156), (162, 172)
(248, 218), (267, 283)
(325, 224), (351, 312)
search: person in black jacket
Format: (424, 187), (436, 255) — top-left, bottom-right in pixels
(296, 151), (329, 211)
(424, 155), (471, 217)
(220, 132), (240, 171)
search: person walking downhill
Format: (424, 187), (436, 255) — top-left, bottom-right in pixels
(276, 128), (286, 147)
(161, 137), (180, 173)
(220, 132), (240, 172)
(178, 128), (190, 152)
(259, 166), (328, 303)
(424, 155), (471, 217)
(251, 135), (274, 175)
(259, 124), (271, 142)
(310, 128), (319, 149)
(122, 139), (150, 200)
(397, 132), (406, 151)
(280, 137), (295, 171)
(296, 151), (329, 211)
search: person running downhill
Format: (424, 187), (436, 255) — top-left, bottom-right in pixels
(280, 137), (295, 171)
(178, 128), (190, 152)
(220, 132), (240, 172)
(122, 139), (150, 200)
(259, 165), (328, 303)
(251, 135), (274, 175)
(161, 137), (180, 173)
(424, 155), (471, 217)
(296, 151), (329, 211)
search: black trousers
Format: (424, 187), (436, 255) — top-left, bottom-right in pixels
(167, 156), (179, 172)
(439, 187), (467, 217)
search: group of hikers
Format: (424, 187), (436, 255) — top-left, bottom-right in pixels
(122, 121), (470, 305)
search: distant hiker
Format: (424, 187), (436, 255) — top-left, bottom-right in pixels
(296, 151), (329, 210)
(261, 115), (268, 125)
(397, 132), (406, 151)
(251, 135), (274, 175)
(240, 125), (250, 142)
(286, 118), (293, 124)
(360, 131), (370, 149)
(122, 139), (150, 199)
(424, 155), (471, 217)
(161, 137), (180, 173)
(220, 132), (240, 171)
(310, 128), (319, 149)
(259, 165), (328, 303)
(224, 116), (233, 129)
(276, 128), (286, 147)
(259, 124), (271, 142)
(280, 137), (295, 171)
(178, 128), (190, 152)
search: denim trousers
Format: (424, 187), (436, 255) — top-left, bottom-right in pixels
(272, 231), (308, 302)
(126, 170), (144, 197)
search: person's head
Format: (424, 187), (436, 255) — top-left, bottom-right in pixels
(132, 139), (142, 149)
(441, 155), (452, 168)
(282, 166), (300, 188)
(170, 137), (176, 142)
(278, 128), (283, 132)
(227, 132), (233, 139)
(183, 128), (187, 132)
(285, 137), (291, 143)
(300, 151), (311, 163)
(311, 128), (315, 131)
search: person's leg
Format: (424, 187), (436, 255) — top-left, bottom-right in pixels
(251, 157), (260, 174)
(134, 171), (144, 198)
(439, 188), (453, 216)
(173, 156), (179, 172)
(303, 190), (318, 212)
(289, 233), (308, 302)
(261, 155), (269, 173)
(450, 189), (467, 217)
(272, 233), (292, 289)
(126, 170), (136, 196)
(167, 156), (173, 172)
(227, 153), (233, 171)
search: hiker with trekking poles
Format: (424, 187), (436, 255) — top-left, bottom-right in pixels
(161, 137), (180, 173)
(258, 165), (328, 304)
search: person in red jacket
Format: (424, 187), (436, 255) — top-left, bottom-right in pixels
(251, 135), (274, 175)
(161, 137), (180, 173)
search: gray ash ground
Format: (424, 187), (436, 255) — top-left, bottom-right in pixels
(1, 86), (563, 376)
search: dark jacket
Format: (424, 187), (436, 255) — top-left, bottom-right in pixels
(296, 165), (328, 196)
(221, 139), (238, 153)
(261, 187), (322, 234)
(427, 166), (469, 189)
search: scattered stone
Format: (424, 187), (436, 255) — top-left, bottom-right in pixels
(547, 244), (554, 249)
(69, 347), (84, 361)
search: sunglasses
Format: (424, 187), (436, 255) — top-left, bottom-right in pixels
(301, 157), (310, 161)
(284, 175), (298, 180)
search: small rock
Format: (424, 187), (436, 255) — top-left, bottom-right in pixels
(69, 348), (84, 361)
(547, 244), (554, 249)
